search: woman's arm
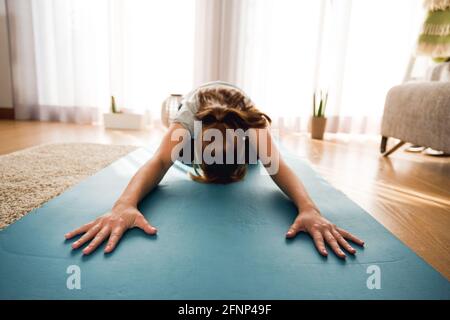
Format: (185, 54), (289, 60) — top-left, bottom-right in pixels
(256, 128), (364, 258)
(114, 123), (185, 208)
(65, 123), (187, 255)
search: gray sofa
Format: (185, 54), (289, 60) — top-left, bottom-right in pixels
(380, 62), (450, 156)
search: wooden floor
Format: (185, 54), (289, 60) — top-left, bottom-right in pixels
(1, 120), (449, 280)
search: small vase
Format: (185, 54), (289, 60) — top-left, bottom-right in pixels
(161, 94), (183, 127)
(311, 117), (327, 140)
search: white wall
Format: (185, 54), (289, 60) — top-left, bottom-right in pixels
(0, 0), (13, 108)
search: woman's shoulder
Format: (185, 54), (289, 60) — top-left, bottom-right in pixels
(198, 80), (240, 89)
(200, 81), (250, 97)
(181, 80), (252, 114)
(182, 81), (238, 107)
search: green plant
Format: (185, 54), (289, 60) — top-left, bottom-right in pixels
(312, 89), (328, 118)
(111, 96), (118, 113)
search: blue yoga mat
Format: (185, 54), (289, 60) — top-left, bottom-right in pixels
(0, 148), (448, 299)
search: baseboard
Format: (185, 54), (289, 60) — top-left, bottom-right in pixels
(0, 107), (14, 119)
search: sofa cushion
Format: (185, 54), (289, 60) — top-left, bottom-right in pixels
(381, 82), (450, 153)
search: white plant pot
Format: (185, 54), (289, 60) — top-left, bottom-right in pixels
(103, 113), (145, 130)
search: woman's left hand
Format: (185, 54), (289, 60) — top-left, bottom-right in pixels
(286, 207), (364, 259)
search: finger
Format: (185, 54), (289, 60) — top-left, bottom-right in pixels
(286, 219), (303, 238)
(83, 226), (111, 255)
(310, 230), (328, 256)
(332, 229), (356, 254)
(104, 226), (126, 253)
(324, 230), (346, 258)
(71, 224), (101, 249)
(337, 227), (365, 246)
(65, 221), (94, 239)
(134, 215), (157, 235)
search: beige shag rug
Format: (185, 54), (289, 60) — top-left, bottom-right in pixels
(0, 143), (138, 229)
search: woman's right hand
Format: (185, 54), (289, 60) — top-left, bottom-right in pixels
(64, 202), (157, 255)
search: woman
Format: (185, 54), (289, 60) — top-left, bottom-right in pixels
(65, 81), (364, 257)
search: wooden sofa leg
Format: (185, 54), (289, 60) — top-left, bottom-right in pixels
(382, 140), (406, 157)
(380, 136), (388, 153)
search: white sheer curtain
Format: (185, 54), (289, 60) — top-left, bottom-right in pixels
(6, 0), (195, 124)
(110, 0), (195, 116)
(324, 0), (425, 134)
(7, 0), (425, 133)
(194, 0), (425, 134)
(193, 0), (323, 131)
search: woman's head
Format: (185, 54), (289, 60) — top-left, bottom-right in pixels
(191, 87), (271, 184)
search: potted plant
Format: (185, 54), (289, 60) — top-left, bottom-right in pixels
(103, 96), (146, 130)
(311, 89), (328, 140)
